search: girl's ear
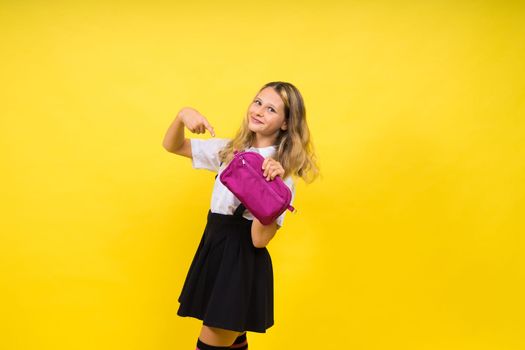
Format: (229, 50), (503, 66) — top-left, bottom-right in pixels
(281, 120), (288, 131)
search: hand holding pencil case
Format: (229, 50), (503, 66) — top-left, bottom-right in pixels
(219, 150), (296, 225)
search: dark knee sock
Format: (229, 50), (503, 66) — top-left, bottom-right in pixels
(229, 333), (248, 349)
(196, 337), (231, 350)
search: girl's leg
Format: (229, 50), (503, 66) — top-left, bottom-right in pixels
(229, 332), (248, 349)
(197, 325), (244, 348)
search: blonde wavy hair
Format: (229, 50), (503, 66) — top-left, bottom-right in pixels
(218, 81), (320, 184)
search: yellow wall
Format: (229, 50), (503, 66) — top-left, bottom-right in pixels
(1, 1), (524, 349)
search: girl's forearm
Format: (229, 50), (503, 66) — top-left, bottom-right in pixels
(162, 108), (189, 152)
(251, 218), (278, 248)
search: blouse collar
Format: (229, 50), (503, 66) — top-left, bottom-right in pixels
(246, 144), (277, 157)
(247, 145), (277, 150)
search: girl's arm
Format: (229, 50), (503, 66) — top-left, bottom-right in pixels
(251, 158), (287, 247)
(162, 107), (215, 158)
(251, 219), (278, 248)
(162, 109), (191, 158)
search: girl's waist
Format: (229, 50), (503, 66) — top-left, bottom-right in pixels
(207, 209), (253, 224)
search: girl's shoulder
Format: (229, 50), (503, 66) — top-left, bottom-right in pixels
(191, 137), (231, 151)
(190, 137), (232, 172)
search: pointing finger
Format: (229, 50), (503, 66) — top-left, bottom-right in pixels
(203, 119), (215, 137)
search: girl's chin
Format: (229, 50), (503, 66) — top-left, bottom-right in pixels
(248, 123), (263, 131)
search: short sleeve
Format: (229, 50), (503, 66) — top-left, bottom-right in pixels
(276, 176), (296, 230)
(190, 138), (230, 172)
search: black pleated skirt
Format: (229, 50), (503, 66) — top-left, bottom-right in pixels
(177, 202), (274, 333)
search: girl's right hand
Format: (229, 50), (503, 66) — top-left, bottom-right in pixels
(178, 107), (216, 137)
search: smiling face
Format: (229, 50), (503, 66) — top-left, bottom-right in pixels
(247, 87), (288, 141)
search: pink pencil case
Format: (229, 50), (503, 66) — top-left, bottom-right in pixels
(219, 150), (296, 225)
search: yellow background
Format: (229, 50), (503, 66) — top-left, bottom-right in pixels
(1, 1), (524, 349)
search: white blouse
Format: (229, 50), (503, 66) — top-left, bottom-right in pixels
(190, 137), (296, 229)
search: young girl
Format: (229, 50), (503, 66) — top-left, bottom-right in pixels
(162, 81), (319, 350)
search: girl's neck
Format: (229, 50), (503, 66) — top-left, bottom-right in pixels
(252, 134), (277, 148)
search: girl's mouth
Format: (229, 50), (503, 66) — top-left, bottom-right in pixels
(251, 116), (264, 124)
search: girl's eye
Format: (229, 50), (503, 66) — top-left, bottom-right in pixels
(254, 100), (275, 113)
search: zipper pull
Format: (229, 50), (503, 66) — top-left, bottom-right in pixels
(241, 156), (246, 165)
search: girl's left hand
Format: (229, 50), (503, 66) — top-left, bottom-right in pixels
(262, 157), (284, 181)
